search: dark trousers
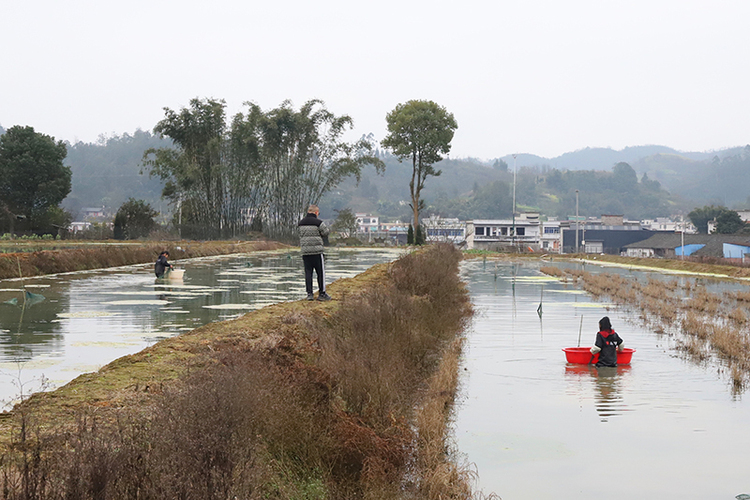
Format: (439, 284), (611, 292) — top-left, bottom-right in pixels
(302, 254), (326, 294)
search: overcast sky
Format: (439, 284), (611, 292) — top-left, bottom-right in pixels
(1, 0), (748, 159)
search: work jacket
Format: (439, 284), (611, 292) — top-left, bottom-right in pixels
(298, 213), (330, 256)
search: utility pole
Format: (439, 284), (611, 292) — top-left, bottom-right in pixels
(680, 213), (685, 260)
(575, 189), (578, 253)
(178, 193), (182, 239)
(512, 154), (517, 249)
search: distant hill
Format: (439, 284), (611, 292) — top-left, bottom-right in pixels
(491, 145), (750, 208)
(632, 147), (750, 207)
(5, 121), (746, 221)
(497, 145), (717, 172)
(61, 130), (168, 220)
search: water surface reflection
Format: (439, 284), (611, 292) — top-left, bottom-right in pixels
(564, 364), (632, 421)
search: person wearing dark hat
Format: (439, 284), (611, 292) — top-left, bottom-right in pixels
(590, 316), (624, 367)
(154, 250), (173, 278)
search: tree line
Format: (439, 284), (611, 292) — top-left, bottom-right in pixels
(329, 158), (680, 222)
(143, 98), (384, 241)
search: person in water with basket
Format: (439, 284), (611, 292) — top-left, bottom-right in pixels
(590, 316), (624, 367)
(154, 250), (173, 278)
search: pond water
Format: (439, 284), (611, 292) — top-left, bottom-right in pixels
(0, 248), (402, 407)
(456, 259), (750, 499)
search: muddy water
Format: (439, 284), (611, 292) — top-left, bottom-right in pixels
(0, 248), (402, 407)
(456, 259), (750, 499)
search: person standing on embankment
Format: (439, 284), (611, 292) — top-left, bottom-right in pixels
(298, 204), (331, 301)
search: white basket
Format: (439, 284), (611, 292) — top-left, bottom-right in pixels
(167, 269), (185, 280)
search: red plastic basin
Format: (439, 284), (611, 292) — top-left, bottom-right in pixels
(562, 347), (635, 365)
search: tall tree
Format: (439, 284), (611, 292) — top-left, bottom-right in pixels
(257, 99), (383, 240)
(0, 126), (71, 233)
(331, 208), (358, 238)
(144, 98), (227, 238)
(381, 100), (457, 234)
(688, 205), (725, 234)
(113, 198), (159, 239)
(714, 209), (746, 234)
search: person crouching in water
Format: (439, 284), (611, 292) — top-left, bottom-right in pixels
(590, 316), (624, 367)
(154, 250), (173, 278)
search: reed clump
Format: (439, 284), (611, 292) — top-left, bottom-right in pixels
(727, 307), (748, 326)
(685, 289), (722, 315)
(539, 266), (565, 278)
(544, 265), (750, 392)
(0, 243), (477, 499)
(677, 336), (709, 362)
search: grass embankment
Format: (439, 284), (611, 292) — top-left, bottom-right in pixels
(0, 243), (475, 499)
(541, 266), (750, 393)
(0, 240), (286, 280)
(465, 249), (750, 279)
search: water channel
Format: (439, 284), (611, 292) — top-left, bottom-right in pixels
(455, 258), (750, 499)
(0, 248), (402, 407)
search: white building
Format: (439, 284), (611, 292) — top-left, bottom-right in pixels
(69, 221), (92, 233)
(539, 218), (562, 253)
(641, 217), (696, 233)
(466, 213), (542, 251)
(355, 213), (379, 233)
(421, 215), (467, 244)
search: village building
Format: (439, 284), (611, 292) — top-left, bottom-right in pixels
(355, 213), (379, 233)
(80, 207), (106, 220)
(623, 233), (750, 261)
(421, 215), (467, 244)
(559, 215), (657, 254)
(465, 213), (542, 251)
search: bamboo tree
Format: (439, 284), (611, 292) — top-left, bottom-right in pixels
(144, 98), (382, 241)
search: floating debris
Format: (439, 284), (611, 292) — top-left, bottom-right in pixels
(102, 300), (171, 306)
(70, 341), (137, 348)
(57, 311), (123, 319)
(202, 303), (258, 310)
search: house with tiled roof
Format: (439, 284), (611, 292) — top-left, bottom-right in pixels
(623, 233), (750, 261)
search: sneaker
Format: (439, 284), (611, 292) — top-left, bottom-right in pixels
(306, 293), (315, 301)
(317, 292), (332, 301)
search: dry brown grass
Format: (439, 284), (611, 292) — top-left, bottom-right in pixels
(412, 337), (473, 499)
(677, 336), (710, 362)
(685, 289), (722, 315)
(0, 240), (285, 279)
(681, 311), (709, 339)
(539, 266), (565, 278)
(727, 307), (748, 326)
